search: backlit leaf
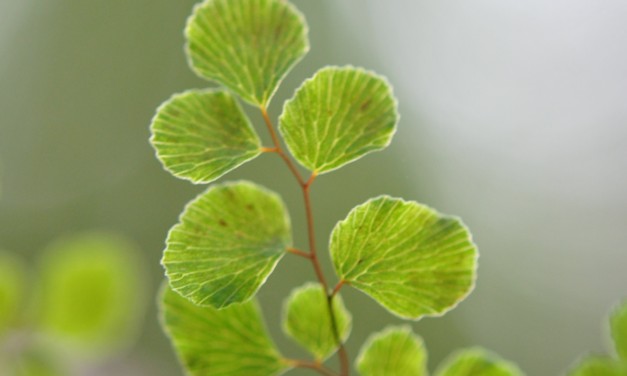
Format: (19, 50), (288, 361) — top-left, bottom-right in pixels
(610, 300), (627, 361)
(0, 251), (26, 334)
(282, 282), (351, 361)
(279, 66), (398, 174)
(435, 348), (525, 376)
(161, 285), (288, 376)
(356, 326), (427, 376)
(568, 356), (627, 376)
(330, 196), (477, 320)
(162, 181), (291, 308)
(37, 233), (146, 357)
(186, 0), (309, 106)
(150, 89), (261, 184)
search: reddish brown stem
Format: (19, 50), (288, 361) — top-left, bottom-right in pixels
(260, 107), (305, 186)
(330, 280), (346, 299)
(260, 146), (279, 153)
(260, 107), (350, 376)
(288, 359), (338, 376)
(287, 247), (312, 259)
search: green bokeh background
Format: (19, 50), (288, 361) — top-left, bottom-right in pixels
(1, 1), (626, 375)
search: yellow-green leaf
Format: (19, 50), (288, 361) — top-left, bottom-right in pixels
(160, 285), (288, 376)
(0, 251), (26, 334)
(282, 283), (351, 361)
(186, 0), (309, 106)
(330, 196), (477, 320)
(150, 89), (261, 184)
(37, 233), (146, 357)
(279, 66), (399, 174)
(435, 348), (525, 376)
(568, 356), (627, 376)
(162, 181), (291, 309)
(611, 300), (627, 361)
(356, 326), (427, 376)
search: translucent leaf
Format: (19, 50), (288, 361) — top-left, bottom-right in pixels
(330, 196), (477, 320)
(0, 251), (26, 334)
(160, 284), (288, 376)
(282, 282), (351, 361)
(610, 300), (627, 361)
(568, 356), (627, 376)
(150, 89), (261, 184)
(356, 325), (427, 376)
(37, 233), (146, 357)
(162, 181), (291, 308)
(185, 0), (309, 106)
(279, 66), (399, 174)
(435, 348), (525, 376)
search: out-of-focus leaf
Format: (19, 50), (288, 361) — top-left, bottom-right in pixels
(9, 346), (64, 376)
(356, 325), (427, 376)
(435, 348), (525, 376)
(0, 251), (26, 334)
(282, 283), (351, 361)
(37, 233), (146, 357)
(162, 181), (291, 309)
(567, 356), (627, 376)
(610, 300), (627, 361)
(279, 66), (398, 174)
(161, 285), (288, 376)
(186, 0), (309, 106)
(150, 89), (261, 184)
(330, 196), (477, 320)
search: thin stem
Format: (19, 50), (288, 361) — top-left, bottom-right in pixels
(260, 146), (279, 153)
(302, 177), (328, 292)
(303, 175), (349, 376)
(330, 280), (346, 299)
(288, 359), (338, 376)
(260, 106), (305, 186)
(260, 107), (350, 376)
(287, 247), (312, 259)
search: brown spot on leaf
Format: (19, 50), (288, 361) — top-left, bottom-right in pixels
(360, 99), (371, 111)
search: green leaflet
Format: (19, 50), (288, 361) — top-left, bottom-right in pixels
(330, 196), (477, 320)
(150, 89), (261, 184)
(356, 326), (427, 376)
(568, 357), (627, 376)
(435, 348), (525, 376)
(160, 285), (288, 376)
(356, 327), (523, 376)
(279, 66), (399, 174)
(186, 0), (309, 107)
(282, 283), (351, 361)
(567, 300), (627, 376)
(0, 251), (26, 335)
(37, 233), (145, 357)
(162, 181), (291, 309)
(611, 300), (627, 361)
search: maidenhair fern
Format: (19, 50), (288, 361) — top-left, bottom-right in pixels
(150, 0), (522, 375)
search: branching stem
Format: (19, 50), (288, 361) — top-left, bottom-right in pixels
(288, 359), (339, 376)
(330, 280), (346, 299)
(260, 106), (350, 376)
(260, 107), (305, 186)
(287, 247), (312, 259)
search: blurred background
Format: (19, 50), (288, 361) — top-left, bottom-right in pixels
(1, 0), (626, 375)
